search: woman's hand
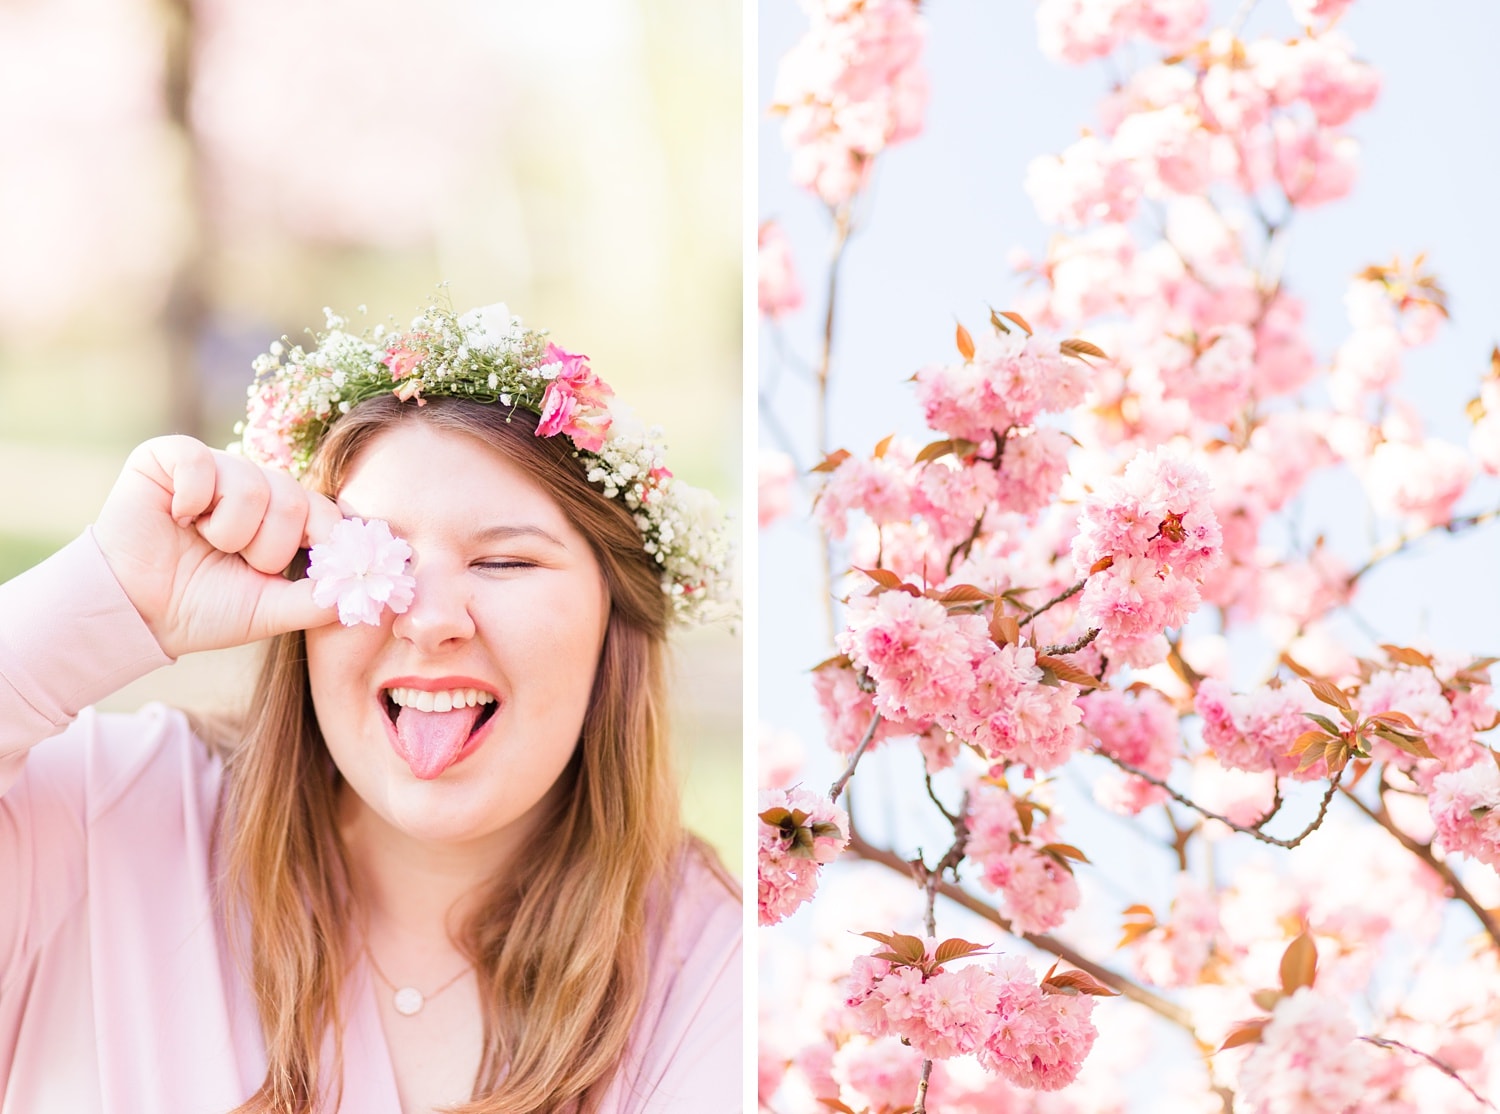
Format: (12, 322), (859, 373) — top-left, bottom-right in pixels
(94, 436), (344, 658)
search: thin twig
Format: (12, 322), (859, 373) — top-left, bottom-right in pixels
(1346, 504), (1500, 587)
(828, 713), (883, 803)
(1361, 1036), (1497, 1110)
(1099, 752), (1341, 849)
(813, 207), (855, 646)
(1042, 627), (1101, 656)
(1341, 785), (1500, 950)
(845, 820), (1200, 1036)
(912, 1060), (935, 1114)
(1021, 579), (1086, 627)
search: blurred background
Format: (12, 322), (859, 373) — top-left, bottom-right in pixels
(0, 0), (742, 866)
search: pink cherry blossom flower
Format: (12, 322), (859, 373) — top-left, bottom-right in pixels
(758, 220), (804, 319)
(757, 787), (850, 926)
(307, 516), (417, 627)
(1236, 987), (1374, 1114)
(536, 343), (614, 452)
(758, 449), (797, 528)
(1429, 763), (1500, 870)
(1025, 135), (1141, 228)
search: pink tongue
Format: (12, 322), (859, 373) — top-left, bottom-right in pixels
(394, 705), (482, 780)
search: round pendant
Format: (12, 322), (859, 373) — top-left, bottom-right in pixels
(393, 987), (424, 1016)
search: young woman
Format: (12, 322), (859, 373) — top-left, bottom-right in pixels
(0, 302), (740, 1113)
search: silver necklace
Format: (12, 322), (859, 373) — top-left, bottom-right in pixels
(364, 943), (472, 1016)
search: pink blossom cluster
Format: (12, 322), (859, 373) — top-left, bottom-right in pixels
(758, 449), (797, 528)
(1035, 0), (1208, 64)
(1127, 879), (1222, 987)
(757, 220), (803, 319)
(965, 784), (1082, 932)
(1428, 763), (1500, 870)
(846, 946), (1098, 1090)
(914, 331), (1088, 444)
(1359, 663), (1497, 769)
(1080, 686), (1179, 812)
(773, 0), (928, 206)
(1235, 987), (1374, 1114)
(1072, 448), (1222, 666)
(1194, 678), (1323, 779)
(757, 787), (850, 926)
(837, 592), (1086, 771)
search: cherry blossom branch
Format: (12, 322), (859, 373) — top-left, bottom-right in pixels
(1340, 784), (1500, 950)
(1042, 627), (1101, 656)
(1360, 1036), (1497, 1110)
(911, 798), (972, 1114)
(828, 712), (883, 803)
(815, 207), (853, 457)
(843, 818), (1200, 1036)
(1098, 752), (1341, 849)
(1021, 578), (1085, 627)
(1345, 504), (1500, 586)
(814, 206), (855, 645)
(944, 508), (987, 578)
(1227, 0), (1261, 42)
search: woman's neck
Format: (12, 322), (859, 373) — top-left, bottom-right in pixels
(337, 785), (511, 944)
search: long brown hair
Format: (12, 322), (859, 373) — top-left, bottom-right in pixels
(219, 396), (687, 1113)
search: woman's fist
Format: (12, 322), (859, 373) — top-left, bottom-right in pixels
(94, 436), (343, 657)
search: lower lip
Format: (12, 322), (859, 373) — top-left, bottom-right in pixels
(379, 699), (500, 780)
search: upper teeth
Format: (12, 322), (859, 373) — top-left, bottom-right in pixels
(387, 687), (496, 713)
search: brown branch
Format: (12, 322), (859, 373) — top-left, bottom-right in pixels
(1043, 627), (1101, 656)
(1099, 753), (1341, 849)
(1346, 504), (1500, 587)
(912, 1059), (935, 1114)
(1022, 578), (1086, 627)
(1340, 785), (1500, 950)
(814, 207), (855, 647)
(1361, 1036), (1496, 1110)
(828, 712), (882, 804)
(845, 823), (1200, 1037)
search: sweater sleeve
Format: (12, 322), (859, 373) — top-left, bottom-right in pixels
(0, 529), (172, 783)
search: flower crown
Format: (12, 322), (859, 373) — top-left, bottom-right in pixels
(234, 300), (733, 624)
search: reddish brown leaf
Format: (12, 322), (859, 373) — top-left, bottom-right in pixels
(1036, 655), (1104, 690)
(1219, 1019), (1269, 1051)
(1089, 555), (1115, 575)
(1251, 989), (1282, 1012)
(1289, 729), (1333, 756)
(1060, 337), (1108, 361)
(1367, 709), (1420, 731)
(932, 937), (988, 965)
(956, 322), (976, 362)
(816, 1099), (861, 1114)
(810, 653), (852, 673)
(998, 310), (1034, 336)
(991, 611), (1021, 647)
(1306, 678), (1353, 713)
(1279, 932), (1317, 994)
(914, 437), (979, 464)
(934, 583), (994, 605)
(1371, 728), (1437, 760)
(872, 433), (894, 460)
(810, 448), (852, 474)
(1380, 644), (1433, 670)
(1042, 842), (1091, 864)
(1041, 968), (1120, 997)
(1279, 653), (1315, 680)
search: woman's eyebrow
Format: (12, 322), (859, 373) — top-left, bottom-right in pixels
(471, 524), (568, 548)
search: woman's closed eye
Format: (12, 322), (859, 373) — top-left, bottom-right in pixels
(473, 559), (540, 571)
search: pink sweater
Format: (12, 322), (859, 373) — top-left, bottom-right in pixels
(0, 533), (742, 1113)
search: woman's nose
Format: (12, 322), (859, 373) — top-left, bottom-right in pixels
(390, 561), (476, 651)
